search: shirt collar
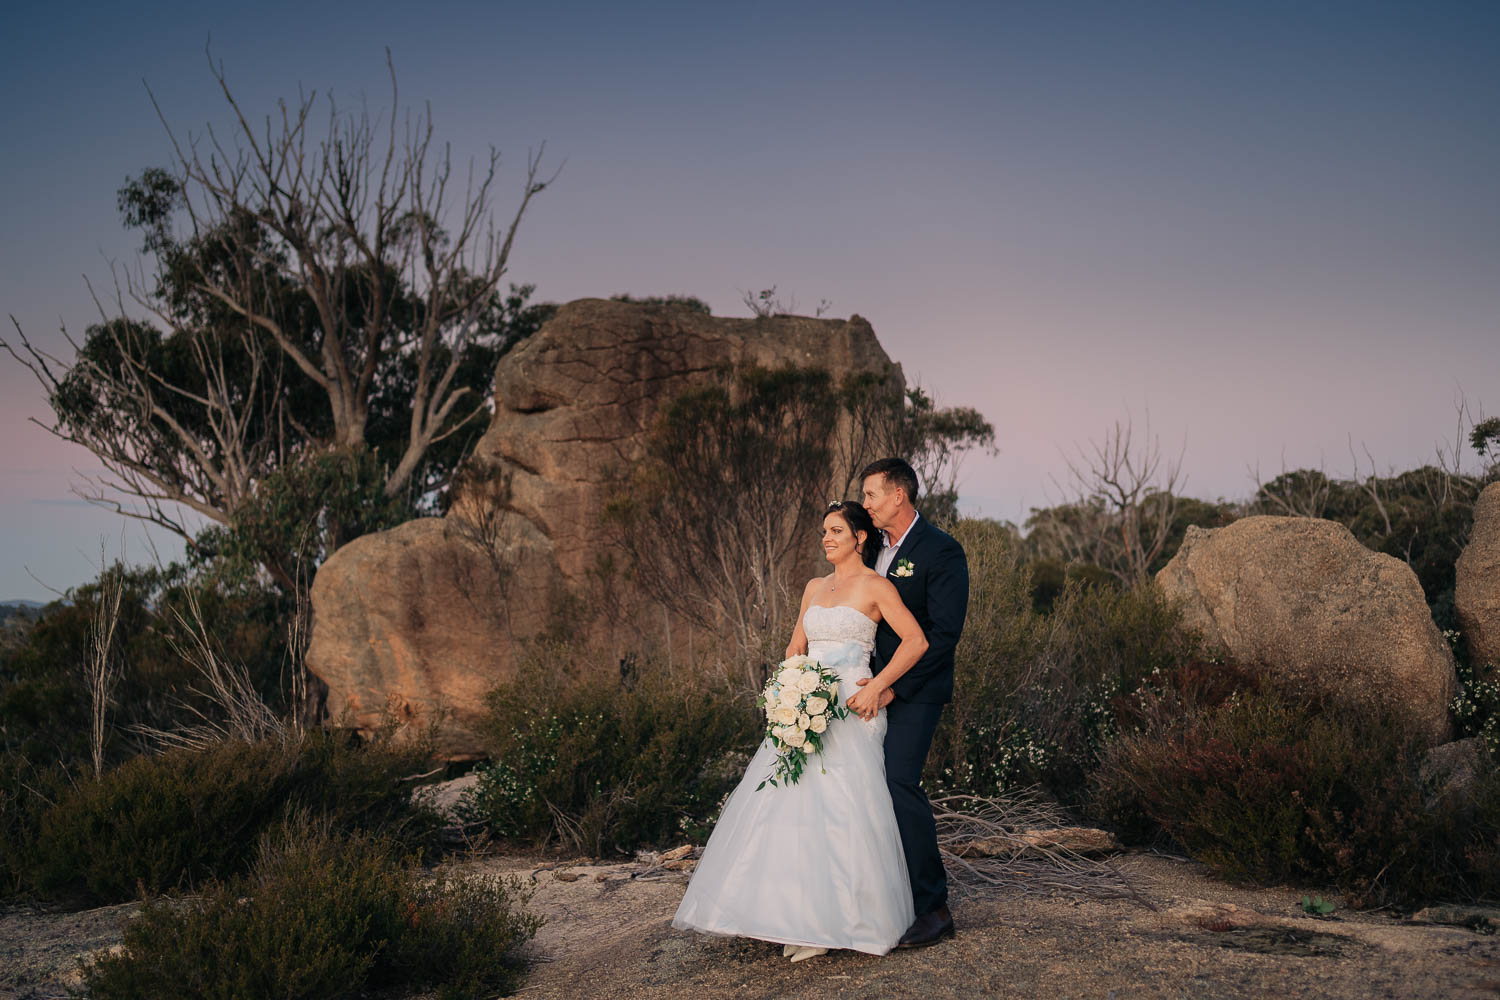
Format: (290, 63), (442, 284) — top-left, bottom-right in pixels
(883, 509), (920, 551)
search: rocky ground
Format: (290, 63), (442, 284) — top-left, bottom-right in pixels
(5, 851), (1498, 1000)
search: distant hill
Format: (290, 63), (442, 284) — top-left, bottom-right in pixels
(0, 599), (48, 629)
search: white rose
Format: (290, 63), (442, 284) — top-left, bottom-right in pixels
(772, 706), (799, 726)
(809, 714), (828, 733)
(782, 655), (809, 670)
(796, 670), (821, 694)
(783, 729), (808, 748)
(797, 712), (811, 730)
(777, 667), (803, 688)
(778, 687), (802, 709)
(805, 696), (828, 716)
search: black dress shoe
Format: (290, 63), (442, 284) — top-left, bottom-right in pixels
(895, 905), (954, 949)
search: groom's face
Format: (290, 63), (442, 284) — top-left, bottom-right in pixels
(861, 474), (904, 532)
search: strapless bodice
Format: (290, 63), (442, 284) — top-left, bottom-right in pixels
(803, 604), (878, 655)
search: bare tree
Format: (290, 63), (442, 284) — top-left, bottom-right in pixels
(87, 555), (125, 776)
(612, 363), (995, 691)
(613, 366), (842, 689)
(1248, 456), (1332, 519)
(1031, 418), (1185, 585)
(835, 376), (995, 525)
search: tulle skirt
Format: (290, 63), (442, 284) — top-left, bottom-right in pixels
(671, 640), (915, 955)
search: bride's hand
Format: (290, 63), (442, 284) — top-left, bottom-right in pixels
(848, 678), (888, 720)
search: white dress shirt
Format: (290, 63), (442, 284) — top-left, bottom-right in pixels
(875, 510), (920, 577)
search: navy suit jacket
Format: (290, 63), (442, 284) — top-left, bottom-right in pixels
(873, 515), (969, 704)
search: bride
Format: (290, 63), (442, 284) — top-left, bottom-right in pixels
(672, 500), (929, 960)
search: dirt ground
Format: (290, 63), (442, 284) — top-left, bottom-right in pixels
(4, 852), (1498, 1000)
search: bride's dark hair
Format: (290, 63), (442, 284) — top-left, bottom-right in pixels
(826, 500), (880, 569)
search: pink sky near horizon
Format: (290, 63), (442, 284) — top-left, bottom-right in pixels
(2, 0), (1497, 600)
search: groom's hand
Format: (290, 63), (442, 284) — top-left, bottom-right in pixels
(850, 678), (895, 719)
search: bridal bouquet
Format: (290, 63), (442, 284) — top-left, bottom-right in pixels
(755, 655), (850, 790)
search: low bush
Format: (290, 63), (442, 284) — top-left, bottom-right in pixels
(927, 519), (1198, 803)
(1092, 677), (1500, 906)
(4, 730), (440, 905)
(463, 644), (760, 853)
(82, 817), (540, 1000)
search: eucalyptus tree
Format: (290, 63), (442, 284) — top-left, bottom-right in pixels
(3, 54), (557, 588)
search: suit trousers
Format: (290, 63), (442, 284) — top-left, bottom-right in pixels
(884, 698), (947, 915)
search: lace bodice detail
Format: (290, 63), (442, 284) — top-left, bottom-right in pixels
(803, 604), (878, 654)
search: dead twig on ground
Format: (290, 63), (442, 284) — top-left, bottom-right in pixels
(932, 791), (1154, 910)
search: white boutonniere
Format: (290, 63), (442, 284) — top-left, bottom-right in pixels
(893, 558), (915, 578)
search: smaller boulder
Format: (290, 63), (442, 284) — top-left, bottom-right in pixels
(1418, 737), (1486, 810)
(1456, 482), (1500, 669)
(1157, 516), (1457, 745)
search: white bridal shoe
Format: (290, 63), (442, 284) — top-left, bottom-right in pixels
(787, 946), (828, 963)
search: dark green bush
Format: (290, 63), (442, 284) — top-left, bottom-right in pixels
(4, 730), (439, 905)
(1092, 677), (1500, 906)
(82, 817), (540, 1000)
(463, 644), (759, 853)
(927, 519), (1198, 803)
(0, 564), (291, 770)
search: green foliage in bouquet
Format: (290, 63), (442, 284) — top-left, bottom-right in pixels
(462, 644), (760, 854)
(755, 657), (850, 790)
(82, 817), (540, 1000)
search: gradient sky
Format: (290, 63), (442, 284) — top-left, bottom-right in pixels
(2, 1), (1497, 600)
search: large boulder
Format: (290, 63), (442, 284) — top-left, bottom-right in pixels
(1156, 515), (1457, 745)
(305, 516), (560, 757)
(307, 299), (899, 755)
(1456, 482), (1500, 669)
(467, 298), (896, 583)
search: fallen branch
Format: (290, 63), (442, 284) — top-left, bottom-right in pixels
(932, 791), (1154, 909)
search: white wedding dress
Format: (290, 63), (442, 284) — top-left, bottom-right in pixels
(672, 604), (915, 954)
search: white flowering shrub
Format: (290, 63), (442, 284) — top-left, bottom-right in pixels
(459, 644), (759, 853)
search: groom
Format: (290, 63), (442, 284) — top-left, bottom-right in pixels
(851, 457), (969, 949)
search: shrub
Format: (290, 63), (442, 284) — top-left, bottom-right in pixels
(0, 564), (291, 770)
(6, 730), (440, 905)
(462, 644), (759, 853)
(1092, 676), (1500, 906)
(82, 817), (540, 1000)
(1450, 630), (1500, 757)
(927, 519), (1197, 803)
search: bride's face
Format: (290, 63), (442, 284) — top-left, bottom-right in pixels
(821, 512), (863, 564)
